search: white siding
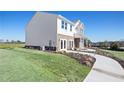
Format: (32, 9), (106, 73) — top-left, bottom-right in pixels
(57, 18), (75, 36)
(25, 12), (57, 47)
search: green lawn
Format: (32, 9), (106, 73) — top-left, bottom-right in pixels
(0, 47), (90, 82)
(101, 49), (124, 60)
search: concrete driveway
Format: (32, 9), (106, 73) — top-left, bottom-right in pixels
(67, 50), (124, 82)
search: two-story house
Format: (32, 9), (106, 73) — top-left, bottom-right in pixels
(25, 12), (84, 51)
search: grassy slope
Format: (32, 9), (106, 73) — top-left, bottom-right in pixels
(0, 48), (90, 82)
(0, 43), (24, 49)
(101, 49), (124, 60)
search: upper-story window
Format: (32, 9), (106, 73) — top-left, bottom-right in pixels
(70, 25), (72, 31)
(61, 20), (64, 29)
(65, 23), (67, 30)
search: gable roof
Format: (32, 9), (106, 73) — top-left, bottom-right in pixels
(57, 15), (75, 25)
(38, 11), (84, 28)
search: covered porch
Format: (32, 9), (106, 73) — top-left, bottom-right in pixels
(74, 37), (84, 50)
(74, 31), (84, 50)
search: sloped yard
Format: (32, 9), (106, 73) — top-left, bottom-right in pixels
(0, 48), (90, 82)
(102, 50), (124, 60)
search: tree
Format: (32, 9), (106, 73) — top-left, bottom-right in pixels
(17, 40), (21, 43)
(84, 38), (87, 47)
(87, 39), (92, 47)
(99, 42), (104, 48)
(105, 41), (109, 48)
(84, 37), (92, 47)
(103, 40), (109, 49)
(110, 42), (119, 50)
(98, 41), (110, 49)
(6, 39), (9, 43)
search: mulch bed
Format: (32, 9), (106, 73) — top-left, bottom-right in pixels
(59, 52), (96, 68)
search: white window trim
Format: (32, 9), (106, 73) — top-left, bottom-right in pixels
(61, 20), (64, 29)
(67, 40), (74, 50)
(59, 39), (67, 51)
(70, 25), (72, 31)
(65, 22), (67, 30)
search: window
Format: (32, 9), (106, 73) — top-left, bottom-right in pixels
(70, 25), (72, 31)
(64, 40), (66, 49)
(61, 40), (63, 49)
(72, 41), (73, 48)
(61, 20), (64, 29)
(69, 41), (71, 49)
(49, 40), (52, 46)
(65, 23), (67, 30)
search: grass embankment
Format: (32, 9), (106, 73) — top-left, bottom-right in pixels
(96, 49), (124, 68)
(0, 44), (90, 82)
(101, 49), (124, 61)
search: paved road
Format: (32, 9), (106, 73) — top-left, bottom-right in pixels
(67, 50), (124, 82)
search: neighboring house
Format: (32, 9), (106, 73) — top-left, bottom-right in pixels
(25, 12), (84, 51)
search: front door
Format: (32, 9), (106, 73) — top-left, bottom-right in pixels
(60, 39), (67, 50)
(74, 38), (80, 48)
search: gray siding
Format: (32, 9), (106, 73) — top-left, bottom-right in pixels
(25, 12), (57, 47)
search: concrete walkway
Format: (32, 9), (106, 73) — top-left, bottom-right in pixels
(67, 50), (124, 82)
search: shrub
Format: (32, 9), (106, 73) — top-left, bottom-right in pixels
(61, 52), (96, 67)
